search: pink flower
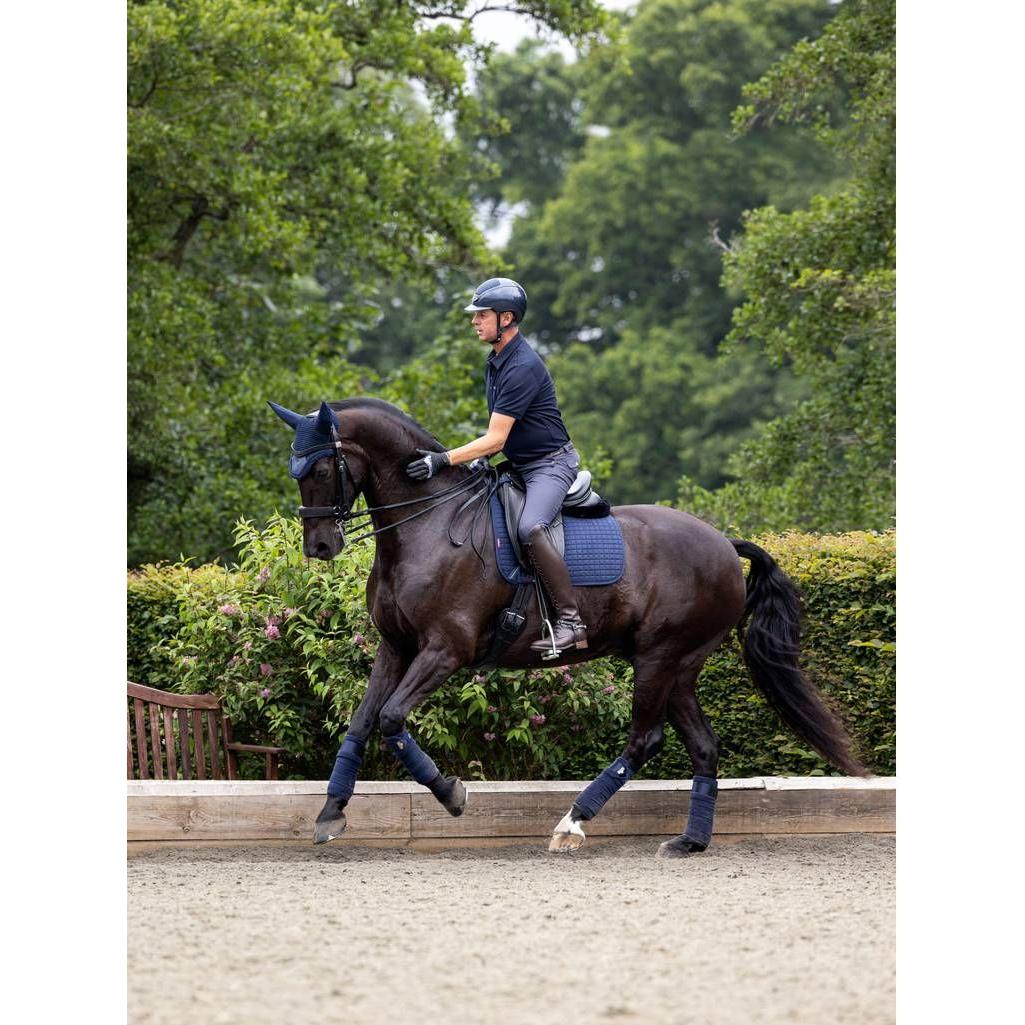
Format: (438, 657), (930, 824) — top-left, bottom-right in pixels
(243, 640), (253, 650)
(260, 687), (271, 698)
(265, 623), (280, 640)
(538, 695), (549, 704)
(530, 714), (546, 727)
(282, 607), (297, 619)
(473, 674), (485, 684)
(218, 603), (240, 616)
(260, 663), (273, 677)
(484, 732), (496, 742)
(563, 672), (573, 684)
(257, 567), (270, 583)
(352, 633), (365, 646)
(487, 705), (498, 713)
(602, 684), (615, 694)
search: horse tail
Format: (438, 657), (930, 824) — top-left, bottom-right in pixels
(730, 539), (868, 777)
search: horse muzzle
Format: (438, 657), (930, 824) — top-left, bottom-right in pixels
(303, 528), (345, 560)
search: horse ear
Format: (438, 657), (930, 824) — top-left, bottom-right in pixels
(268, 401), (305, 429)
(316, 401), (340, 433)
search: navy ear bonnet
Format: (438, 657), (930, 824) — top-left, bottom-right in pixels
(268, 401), (340, 479)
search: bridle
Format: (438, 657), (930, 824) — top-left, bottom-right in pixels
(294, 425), (497, 550)
(294, 425), (357, 540)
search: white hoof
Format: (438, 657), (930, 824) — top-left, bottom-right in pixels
(548, 809), (586, 852)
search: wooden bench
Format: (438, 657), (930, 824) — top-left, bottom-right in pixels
(127, 681), (285, 781)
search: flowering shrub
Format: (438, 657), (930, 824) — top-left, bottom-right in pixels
(128, 518), (895, 780)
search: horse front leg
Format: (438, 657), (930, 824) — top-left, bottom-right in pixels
(378, 642), (467, 817)
(313, 639), (408, 844)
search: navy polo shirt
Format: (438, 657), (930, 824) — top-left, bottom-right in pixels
(485, 332), (570, 464)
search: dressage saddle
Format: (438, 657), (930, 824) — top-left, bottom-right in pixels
(497, 465), (610, 571)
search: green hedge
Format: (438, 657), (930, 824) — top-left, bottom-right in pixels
(127, 518), (895, 780)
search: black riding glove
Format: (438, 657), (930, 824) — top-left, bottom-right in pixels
(406, 448), (450, 481)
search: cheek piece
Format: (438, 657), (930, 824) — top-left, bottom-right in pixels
(326, 734), (366, 802)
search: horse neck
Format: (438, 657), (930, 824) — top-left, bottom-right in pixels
(349, 414), (474, 539)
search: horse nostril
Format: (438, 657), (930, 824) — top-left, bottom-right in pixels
(315, 541), (332, 559)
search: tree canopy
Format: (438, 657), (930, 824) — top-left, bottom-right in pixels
(127, 0), (895, 563)
(128, 0), (610, 563)
(473, 0), (842, 503)
(678, 0), (896, 532)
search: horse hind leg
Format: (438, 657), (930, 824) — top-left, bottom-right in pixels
(658, 673), (722, 859)
(548, 656), (671, 853)
(548, 722), (665, 852)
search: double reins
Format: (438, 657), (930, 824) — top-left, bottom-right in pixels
(296, 426), (498, 550)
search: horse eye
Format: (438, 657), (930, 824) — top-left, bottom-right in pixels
(315, 468), (330, 482)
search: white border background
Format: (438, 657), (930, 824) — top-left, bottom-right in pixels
(2, 1), (1021, 1020)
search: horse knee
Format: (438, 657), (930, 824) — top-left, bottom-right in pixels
(693, 732), (720, 774)
(643, 725), (666, 763)
(378, 706), (404, 738)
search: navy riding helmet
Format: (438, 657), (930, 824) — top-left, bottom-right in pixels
(464, 277), (527, 324)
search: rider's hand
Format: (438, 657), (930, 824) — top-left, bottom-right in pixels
(406, 448), (450, 481)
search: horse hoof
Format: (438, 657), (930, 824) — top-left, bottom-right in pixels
(433, 775), (467, 817)
(313, 796), (348, 845)
(657, 835), (708, 859)
(548, 809), (586, 852)
(548, 830), (585, 852)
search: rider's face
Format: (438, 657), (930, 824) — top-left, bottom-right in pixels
(471, 309), (508, 342)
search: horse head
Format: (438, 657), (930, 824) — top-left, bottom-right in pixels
(268, 400), (368, 560)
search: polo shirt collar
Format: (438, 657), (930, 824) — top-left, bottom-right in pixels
(487, 331), (524, 370)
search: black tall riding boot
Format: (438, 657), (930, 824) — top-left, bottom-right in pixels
(524, 525), (588, 653)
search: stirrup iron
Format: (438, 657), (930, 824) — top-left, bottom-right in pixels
(534, 578), (561, 661)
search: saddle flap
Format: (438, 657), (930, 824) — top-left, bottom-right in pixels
(498, 479), (565, 570)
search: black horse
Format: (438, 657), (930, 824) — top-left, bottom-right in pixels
(270, 398), (866, 857)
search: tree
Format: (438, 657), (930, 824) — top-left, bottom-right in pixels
(463, 37), (590, 215)
(128, 0), (611, 563)
(678, 0), (895, 532)
(476, 0), (841, 502)
(506, 0), (840, 351)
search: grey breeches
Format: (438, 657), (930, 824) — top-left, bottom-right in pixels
(514, 443), (580, 545)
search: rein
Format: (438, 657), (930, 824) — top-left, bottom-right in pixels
(296, 427), (497, 553)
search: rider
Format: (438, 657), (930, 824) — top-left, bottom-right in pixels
(405, 277), (587, 654)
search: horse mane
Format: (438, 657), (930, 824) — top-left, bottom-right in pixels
(325, 397), (447, 453)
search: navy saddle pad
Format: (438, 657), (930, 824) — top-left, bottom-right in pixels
(489, 493), (626, 587)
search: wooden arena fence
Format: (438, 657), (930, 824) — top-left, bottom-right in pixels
(128, 777), (895, 844)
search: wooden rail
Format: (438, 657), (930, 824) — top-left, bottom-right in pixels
(127, 777), (895, 843)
